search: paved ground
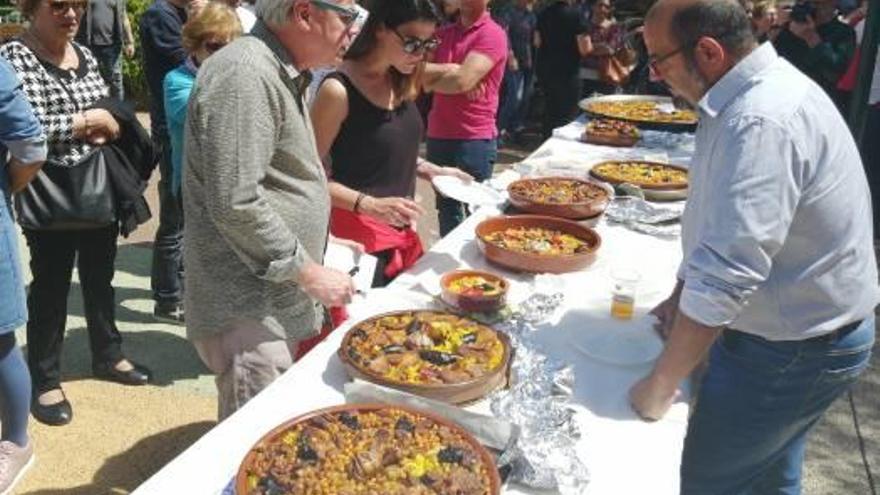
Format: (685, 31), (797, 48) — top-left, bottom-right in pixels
(9, 118), (878, 494)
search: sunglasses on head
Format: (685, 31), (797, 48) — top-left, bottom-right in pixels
(309, 0), (360, 28)
(49, 0), (87, 14)
(392, 29), (440, 54)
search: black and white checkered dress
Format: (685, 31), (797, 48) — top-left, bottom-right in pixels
(0, 40), (109, 168)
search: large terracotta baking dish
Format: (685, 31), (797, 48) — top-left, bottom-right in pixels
(236, 403), (502, 495)
(475, 215), (601, 274)
(507, 176), (611, 219)
(338, 310), (513, 404)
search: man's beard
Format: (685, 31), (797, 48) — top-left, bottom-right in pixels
(662, 58), (711, 107)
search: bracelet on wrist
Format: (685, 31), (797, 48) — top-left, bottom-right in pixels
(353, 192), (367, 213)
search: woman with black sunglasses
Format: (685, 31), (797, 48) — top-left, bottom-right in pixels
(0, 0), (153, 427)
(164, 2), (242, 200)
(311, 0), (470, 288)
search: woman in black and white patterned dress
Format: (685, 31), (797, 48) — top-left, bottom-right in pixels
(1, 0), (152, 427)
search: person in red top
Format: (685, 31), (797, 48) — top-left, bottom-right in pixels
(423, 0), (507, 236)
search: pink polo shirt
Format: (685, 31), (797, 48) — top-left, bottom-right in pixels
(427, 12), (508, 140)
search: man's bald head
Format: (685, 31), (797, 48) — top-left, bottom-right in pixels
(647, 0), (756, 62)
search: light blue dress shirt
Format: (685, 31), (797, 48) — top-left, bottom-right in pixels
(678, 43), (879, 341)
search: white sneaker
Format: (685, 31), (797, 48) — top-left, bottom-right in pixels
(0, 440), (34, 495)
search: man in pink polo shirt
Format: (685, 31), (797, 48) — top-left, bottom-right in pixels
(423, 0), (507, 236)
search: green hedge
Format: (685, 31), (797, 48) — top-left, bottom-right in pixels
(124, 0), (151, 109)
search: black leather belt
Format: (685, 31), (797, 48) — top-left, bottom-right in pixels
(728, 319), (864, 343)
(804, 319), (864, 342)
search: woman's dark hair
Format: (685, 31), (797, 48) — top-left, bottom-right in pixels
(345, 0), (442, 101)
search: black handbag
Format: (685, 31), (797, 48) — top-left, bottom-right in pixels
(14, 148), (116, 230)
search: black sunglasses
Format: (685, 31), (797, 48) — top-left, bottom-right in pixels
(392, 29), (440, 54)
(49, 0), (87, 14)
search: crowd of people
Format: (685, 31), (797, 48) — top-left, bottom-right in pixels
(0, 0), (877, 492)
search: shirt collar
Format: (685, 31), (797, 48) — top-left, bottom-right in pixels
(698, 42), (778, 118)
(250, 20), (313, 95)
(184, 56), (199, 76)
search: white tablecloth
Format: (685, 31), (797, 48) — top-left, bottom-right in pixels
(134, 136), (692, 495)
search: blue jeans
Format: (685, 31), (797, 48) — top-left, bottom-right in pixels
(426, 138), (497, 237)
(681, 318), (875, 495)
(0, 184), (26, 334)
(150, 131), (185, 305)
(499, 68), (535, 134)
(90, 44), (124, 101)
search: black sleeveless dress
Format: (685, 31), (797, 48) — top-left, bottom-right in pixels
(326, 72), (423, 198)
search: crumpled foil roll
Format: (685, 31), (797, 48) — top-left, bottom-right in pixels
(605, 196), (683, 238)
(606, 196), (683, 224)
(489, 291), (591, 493)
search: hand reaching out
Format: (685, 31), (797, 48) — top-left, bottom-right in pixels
(361, 195), (424, 228)
(629, 374), (681, 421)
(430, 165), (473, 184)
(649, 297), (677, 340)
(296, 261), (355, 308)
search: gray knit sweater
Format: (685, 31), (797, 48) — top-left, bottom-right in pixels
(182, 22), (329, 342)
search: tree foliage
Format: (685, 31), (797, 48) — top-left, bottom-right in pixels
(124, 0), (151, 108)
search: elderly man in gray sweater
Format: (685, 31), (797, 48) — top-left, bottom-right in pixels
(182, 0), (360, 418)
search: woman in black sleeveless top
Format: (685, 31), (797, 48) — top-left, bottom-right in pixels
(312, 0), (471, 287)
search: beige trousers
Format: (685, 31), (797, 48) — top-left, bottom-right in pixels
(192, 320), (297, 420)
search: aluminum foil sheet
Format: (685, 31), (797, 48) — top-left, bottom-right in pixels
(605, 196), (683, 238)
(489, 291), (591, 493)
(639, 128), (696, 153)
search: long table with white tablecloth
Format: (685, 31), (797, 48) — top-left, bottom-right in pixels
(134, 131), (693, 495)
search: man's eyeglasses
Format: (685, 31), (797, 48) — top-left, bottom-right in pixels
(310, 0), (360, 29)
(48, 0), (88, 15)
(392, 29), (439, 54)
(648, 29), (742, 75)
(647, 41), (694, 73)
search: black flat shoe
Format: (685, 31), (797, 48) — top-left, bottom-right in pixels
(92, 360), (152, 386)
(31, 394), (72, 426)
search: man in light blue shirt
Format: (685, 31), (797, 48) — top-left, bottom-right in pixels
(629, 0), (878, 493)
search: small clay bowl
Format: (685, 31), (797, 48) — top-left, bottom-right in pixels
(440, 269), (509, 313)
